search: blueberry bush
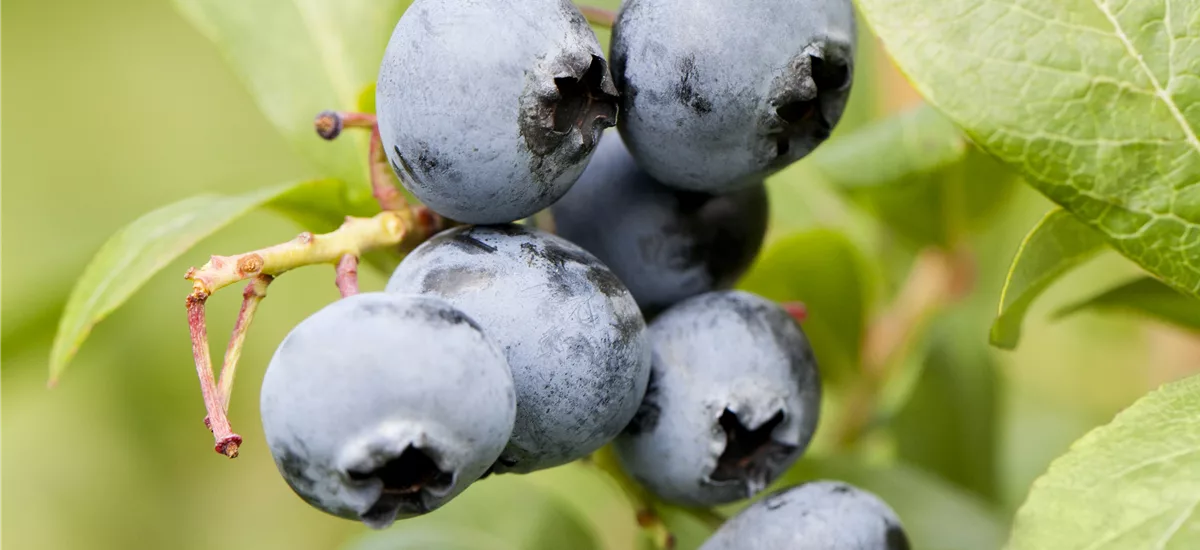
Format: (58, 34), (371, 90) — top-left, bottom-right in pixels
(5, 0), (1199, 548)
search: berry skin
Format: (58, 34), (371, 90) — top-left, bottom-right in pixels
(386, 225), (651, 474)
(377, 0), (618, 224)
(259, 293), (515, 529)
(611, 0), (856, 193)
(699, 481), (910, 550)
(551, 131), (769, 318)
(614, 291), (820, 506)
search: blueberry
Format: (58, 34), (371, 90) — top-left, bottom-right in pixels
(700, 481), (910, 549)
(611, 0), (856, 192)
(614, 290), (820, 506)
(259, 293), (515, 529)
(377, 0), (618, 224)
(551, 131), (768, 317)
(386, 225), (651, 473)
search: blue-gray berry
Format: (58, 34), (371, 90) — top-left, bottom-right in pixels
(386, 225), (651, 473)
(611, 0), (856, 192)
(614, 290), (820, 506)
(700, 481), (910, 549)
(377, 0), (618, 224)
(551, 131), (768, 317)
(260, 293), (515, 529)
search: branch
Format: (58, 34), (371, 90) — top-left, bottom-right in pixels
(177, 107), (456, 459)
(183, 207), (446, 456)
(187, 209), (438, 296)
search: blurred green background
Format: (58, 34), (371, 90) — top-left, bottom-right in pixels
(4, 0), (1198, 548)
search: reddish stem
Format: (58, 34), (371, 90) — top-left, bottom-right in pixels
(369, 126), (407, 211)
(214, 275), (273, 414)
(186, 293), (241, 458)
(314, 110), (407, 212)
(336, 254), (360, 297)
(579, 6), (616, 27)
(782, 301), (808, 323)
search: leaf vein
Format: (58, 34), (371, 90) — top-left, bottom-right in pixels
(290, 0), (357, 109)
(1089, 0), (1200, 156)
(1088, 446), (1200, 491)
(1155, 496), (1200, 549)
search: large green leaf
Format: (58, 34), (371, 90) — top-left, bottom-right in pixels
(812, 104), (1018, 248)
(345, 474), (601, 550)
(991, 209), (1108, 349)
(854, 0), (1200, 298)
(738, 229), (870, 384)
(1056, 276), (1200, 331)
(48, 179), (343, 383)
(172, 0), (406, 197)
(1009, 374), (1200, 549)
(773, 458), (1008, 550)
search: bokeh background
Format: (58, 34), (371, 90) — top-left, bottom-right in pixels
(4, 0), (1199, 548)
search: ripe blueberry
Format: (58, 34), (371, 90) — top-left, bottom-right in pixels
(386, 225), (651, 474)
(259, 293), (515, 529)
(611, 0), (856, 192)
(551, 131), (768, 318)
(700, 481), (910, 549)
(614, 290), (820, 506)
(377, 0), (618, 224)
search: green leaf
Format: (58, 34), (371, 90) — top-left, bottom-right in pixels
(172, 0), (406, 196)
(892, 317), (1001, 501)
(1056, 276), (1200, 331)
(49, 179), (343, 383)
(738, 229), (870, 384)
(522, 463), (645, 550)
(854, 0), (1200, 298)
(812, 104), (1018, 247)
(345, 474), (601, 550)
(1009, 374), (1200, 549)
(265, 177), (405, 274)
(2, 278), (73, 365)
(991, 209), (1108, 349)
(349, 528), (513, 550)
(776, 458), (1008, 550)
(356, 82), (377, 114)
(267, 176), (373, 232)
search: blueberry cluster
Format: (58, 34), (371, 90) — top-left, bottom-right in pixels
(260, 0), (907, 545)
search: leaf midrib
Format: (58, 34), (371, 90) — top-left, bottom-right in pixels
(1088, 0), (1200, 156)
(1155, 497), (1200, 549)
(291, 0), (358, 110)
